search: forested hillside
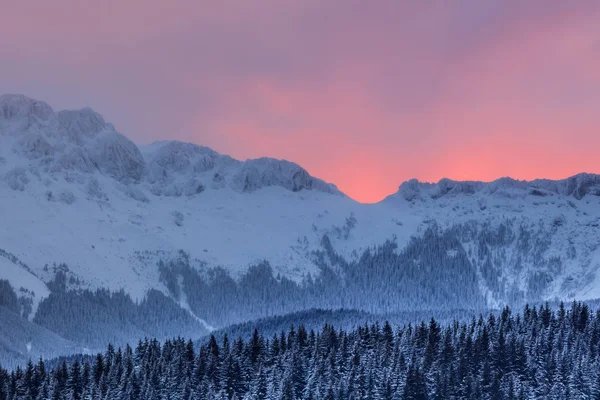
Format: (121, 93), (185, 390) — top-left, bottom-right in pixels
(156, 221), (559, 328)
(2, 302), (599, 399)
(2, 94), (600, 380)
(0, 279), (207, 368)
(3, 96), (600, 322)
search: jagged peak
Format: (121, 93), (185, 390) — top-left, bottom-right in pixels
(142, 140), (342, 196)
(1, 94), (144, 183)
(57, 107), (114, 143)
(390, 173), (600, 201)
(233, 157), (341, 195)
(144, 140), (218, 154)
(0, 91), (342, 195)
(143, 140), (231, 171)
(0, 94), (54, 121)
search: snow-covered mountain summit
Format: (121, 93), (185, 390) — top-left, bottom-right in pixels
(0, 94), (341, 197)
(389, 174), (600, 202)
(1, 94), (145, 184)
(141, 140), (341, 197)
(1, 94), (600, 334)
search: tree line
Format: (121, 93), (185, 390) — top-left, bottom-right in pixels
(2, 302), (600, 399)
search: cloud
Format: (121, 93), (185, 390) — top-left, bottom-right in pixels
(1, 0), (598, 202)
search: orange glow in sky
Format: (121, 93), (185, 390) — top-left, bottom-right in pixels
(2, 1), (599, 202)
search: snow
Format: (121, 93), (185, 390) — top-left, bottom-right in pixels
(176, 276), (216, 332)
(1, 94), (600, 311)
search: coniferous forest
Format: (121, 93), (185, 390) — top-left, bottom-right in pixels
(2, 302), (600, 399)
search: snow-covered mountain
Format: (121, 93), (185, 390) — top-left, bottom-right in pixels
(1, 94), (600, 336)
(0, 94), (344, 306)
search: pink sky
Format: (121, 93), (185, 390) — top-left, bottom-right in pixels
(1, 1), (599, 202)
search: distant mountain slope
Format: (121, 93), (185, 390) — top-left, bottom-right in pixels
(0, 94), (340, 195)
(0, 94), (346, 301)
(388, 174), (600, 202)
(0, 306), (80, 369)
(0, 277), (208, 367)
(1, 94), (600, 364)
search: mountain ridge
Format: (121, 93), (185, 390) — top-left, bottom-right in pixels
(389, 173), (600, 203)
(4, 93), (598, 203)
(0, 94), (342, 198)
(2, 94), (600, 365)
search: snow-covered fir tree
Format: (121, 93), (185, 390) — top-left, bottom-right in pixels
(2, 302), (600, 399)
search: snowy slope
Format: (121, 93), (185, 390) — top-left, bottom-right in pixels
(1, 94), (600, 314)
(383, 177), (600, 304)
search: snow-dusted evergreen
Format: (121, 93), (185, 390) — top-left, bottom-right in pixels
(2, 302), (600, 399)
(2, 94), (600, 369)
